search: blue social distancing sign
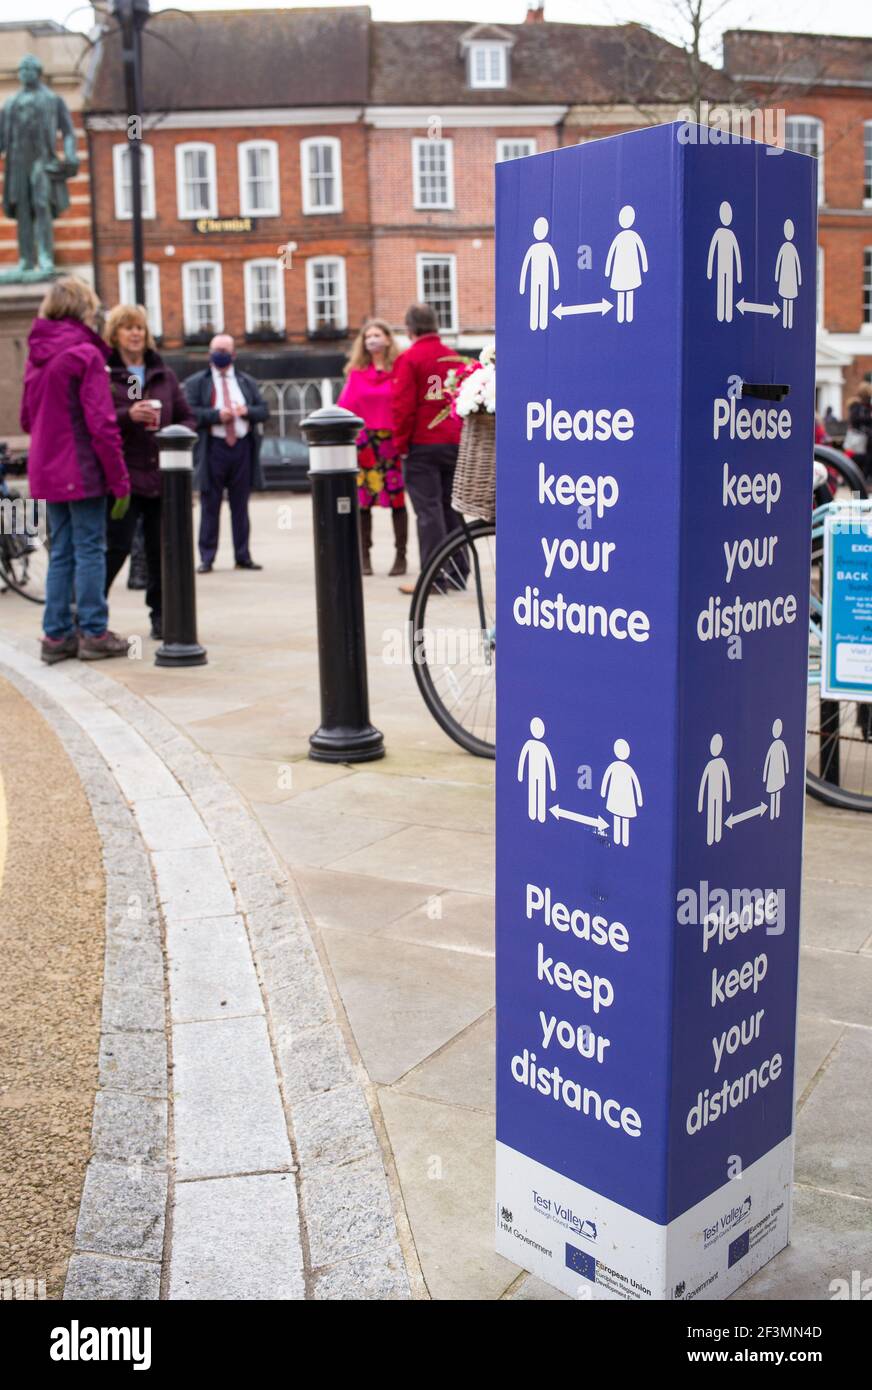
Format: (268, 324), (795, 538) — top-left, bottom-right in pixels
(494, 122), (816, 1301)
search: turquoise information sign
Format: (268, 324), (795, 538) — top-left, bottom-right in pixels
(821, 502), (872, 703)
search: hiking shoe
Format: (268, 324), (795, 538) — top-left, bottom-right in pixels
(78, 630), (130, 660)
(40, 632), (78, 664)
(150, 616), (162, 641)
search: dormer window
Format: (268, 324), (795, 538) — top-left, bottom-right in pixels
(469, 41), (508, 89)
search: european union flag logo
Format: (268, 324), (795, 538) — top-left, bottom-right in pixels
(728, 1230), (750, 1267)
(565, 1242), (596, 1282)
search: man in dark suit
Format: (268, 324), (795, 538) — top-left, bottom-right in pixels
(183, 333), (269, 572)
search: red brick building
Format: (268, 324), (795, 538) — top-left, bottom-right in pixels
(724, 30), (872, 413)
(83, 6), (709, 441)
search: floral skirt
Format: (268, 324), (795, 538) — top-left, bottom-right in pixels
(357, 429), (405, 510)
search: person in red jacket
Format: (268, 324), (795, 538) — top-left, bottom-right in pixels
(21, 276), (131, 663)
(392, 303), (466, 594)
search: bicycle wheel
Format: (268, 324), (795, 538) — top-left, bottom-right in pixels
(410, 520), (496, 758)
(806, 500), (872, 811)
(0, 492), (49, 604)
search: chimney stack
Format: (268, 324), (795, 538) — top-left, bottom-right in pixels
(525, 0), (545, 22)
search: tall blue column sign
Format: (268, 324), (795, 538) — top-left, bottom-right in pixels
(495, 123), (816, 1301)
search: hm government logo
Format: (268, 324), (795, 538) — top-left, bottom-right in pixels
(500, 1206), (513, 1225)
(674, 1280), (686, 1300)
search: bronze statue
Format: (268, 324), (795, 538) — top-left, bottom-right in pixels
(0, 54), (79, 280)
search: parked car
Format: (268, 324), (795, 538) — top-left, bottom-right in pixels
(257, 435), (312, 492)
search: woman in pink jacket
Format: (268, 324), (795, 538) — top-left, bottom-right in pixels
(337, 319), (406, 576)
(21, 277), (131, 663)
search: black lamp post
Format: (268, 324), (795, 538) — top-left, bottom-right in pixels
(113, 0), (150, 306)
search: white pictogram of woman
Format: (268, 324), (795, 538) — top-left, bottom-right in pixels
(600, 739), (643, 846)
(774, 220), (801, 329)
(604, 206), (648, 324)
(763, 718), (789, 819)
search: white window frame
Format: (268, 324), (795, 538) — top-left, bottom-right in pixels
(237, 139), (280, 217)
(864, 248), (872, 329)
(496, 138), (537, 163)
(117, 262), (163, 338)
(181, 260), (224, 337)
(300, 136), (343, 215)
(243, 257), (286, 334)
(785, 116), (824, 206)
(305, 255), (347, 333)
(864, 121), (872, 207)
(412, 137), (455, 211)
(112, 142), (155, 220)
(416, 252), (458, 334)
(175, 142), (218, 219)
(468, 42), (508, 89)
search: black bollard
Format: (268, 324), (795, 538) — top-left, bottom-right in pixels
(155, 424), (207, 668)
(301, 405), (384, 762)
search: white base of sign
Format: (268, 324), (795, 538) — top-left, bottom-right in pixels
(495, 1137), (793, 1300)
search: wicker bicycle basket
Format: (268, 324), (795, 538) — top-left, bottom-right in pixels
(451, 411), (496, 522)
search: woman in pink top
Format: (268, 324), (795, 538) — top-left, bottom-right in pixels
(337, 319), (406, 576)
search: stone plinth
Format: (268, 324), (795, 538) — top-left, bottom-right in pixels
(0, 280), (47, 446)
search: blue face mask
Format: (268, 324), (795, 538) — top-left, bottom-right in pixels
(210, 350), (233, 369)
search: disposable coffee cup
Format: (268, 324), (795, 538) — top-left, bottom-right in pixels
(145, 399), (162, 430)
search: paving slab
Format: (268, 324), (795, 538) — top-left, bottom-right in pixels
(395, 1010), (495, 1114)
(169, 1174), (303, 1300)
(377, 1088), (518, 1301)
(166, 914), (262, 1022)
(330, 824), (494, 896)
(152, 846), (237, 921)
(320, 927), (493, 1085)
(133, 794), (212, 852)
(294, 864), (438, 934)
(255, 799), (407, 869)
(798, 947), (872, 1027)
(380, 888), (495, 957)
(801, 877), (872, 953)
(172, 1015), (292, 1180)
(795, 1028), (872, 1199)
(793, 1014), (844, 1102)
(64, 1254), (161, 1302)
(287, 770), (495, 835)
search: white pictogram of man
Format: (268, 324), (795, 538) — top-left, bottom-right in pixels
(517, 716), (556, 822)
(706, 201), (742, 323)
(698, 733), (731, 845)
(763, 718), (789, 819)
(519, 216), (559, 331)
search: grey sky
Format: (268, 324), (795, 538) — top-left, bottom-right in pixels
(0, 0), (869, 56)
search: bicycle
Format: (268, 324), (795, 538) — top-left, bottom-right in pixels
(409, 516), (496, 758)
(0, 448), (49, 604)
(806, 444), (872, 812)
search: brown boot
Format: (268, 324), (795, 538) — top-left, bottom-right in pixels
(78, 630), (130, 660)
(388, 507), (408, 577)
(360, 507), (373, 575)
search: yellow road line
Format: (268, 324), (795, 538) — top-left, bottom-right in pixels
(0, 766), (6, 895)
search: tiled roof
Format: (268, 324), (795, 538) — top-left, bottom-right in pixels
(724, 29), (872, 87)
(85, 6), (371, 112)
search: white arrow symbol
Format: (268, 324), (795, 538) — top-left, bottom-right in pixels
(549, 804), (609, 832)
(725, 802), (768, 829)
(552, 299), (613, 320)
(736, 299), (779, 318)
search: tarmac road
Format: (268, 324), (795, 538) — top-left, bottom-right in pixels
(0, 675), (105, 1300)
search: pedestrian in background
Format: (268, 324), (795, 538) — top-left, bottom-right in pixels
(183, 334), (269, 573)
(104, 304), (195, 640)
(338, 318), (407, 576)
(845, 382), (872, 479)
(21, 276), (131, 663)
(392, 303), (464, 595)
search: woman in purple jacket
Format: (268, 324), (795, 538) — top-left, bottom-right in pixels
(21, 277), (131, 663)
(103, 304), (195, 640)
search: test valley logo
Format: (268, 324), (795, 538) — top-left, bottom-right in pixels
(532, 1189), (597, 1240)
(703, 1194), (752, 1249)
